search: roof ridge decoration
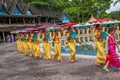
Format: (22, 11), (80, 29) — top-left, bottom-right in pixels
(0, 4), (9, 14)
(61, 12), (70, 23)
(12, 4), (23, 15)
(26, 8), (32, 15)
(25, 3), (32, 15)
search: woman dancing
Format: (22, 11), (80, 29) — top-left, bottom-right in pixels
(94, 24), (106, 65)
(103, 27), (120, 72)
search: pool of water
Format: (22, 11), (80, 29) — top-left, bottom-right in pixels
(49, 41), (120, 56)
(61, 45), (97, 56)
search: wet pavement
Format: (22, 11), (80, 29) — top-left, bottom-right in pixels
(0, 43), (120, 80)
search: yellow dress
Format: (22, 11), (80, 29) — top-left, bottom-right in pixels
(18, 35), (23, 53)
(28, 34), (33, 57)
(25, 34), (29, 56)
(33, 34), (41, 58)
(16, 34), (20, 52)
(94, 30), (106, 64)
(53, 32), (62, 61)
(42, 33), (51, 60)
(21, 35), (27, 54)
(66, 32), (76, 61)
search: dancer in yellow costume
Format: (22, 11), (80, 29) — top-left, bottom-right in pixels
(94, 24), (106, 65)
(42, 30), (51, 60)
(21, 33), (28, 55)
(17, 33), (22, 53)
(33, 32), (41, 58)
(25, 33), (29, 56)
(52, 30), (63, 62)
(18, 33), (23, 53)
(28, 32), (34, 57)
(66, 27), (78, 63)
(16, 33), (20, 53)
(21, 33), (25, 54)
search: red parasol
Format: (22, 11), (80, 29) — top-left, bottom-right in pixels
(61, 22), (76, 28)
(91, 18), (109, 23)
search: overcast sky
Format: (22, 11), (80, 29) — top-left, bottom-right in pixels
(106, 0), (120, 13)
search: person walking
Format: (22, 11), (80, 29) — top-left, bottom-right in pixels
(42, 30), (51, 60)
(52, 30), (63, 62)
(103, 27), (120, 72)
(66, 27), (78, 63)
(11, 34), (14, 43)
(7, 34), (10, 43)
(33, 31), (41, 58)
(94, 24), (106, 65)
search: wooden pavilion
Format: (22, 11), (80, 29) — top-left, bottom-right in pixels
(0, 0), (57, 43)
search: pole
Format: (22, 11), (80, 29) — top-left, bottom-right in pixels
(9, 17), (11, 24)
(2, 32), (5, 44)
(23, 18), (25, 24)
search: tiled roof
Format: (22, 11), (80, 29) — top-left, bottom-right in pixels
(0, 0), (56, 18)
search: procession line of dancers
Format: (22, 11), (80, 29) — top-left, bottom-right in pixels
(16, 27), (79, 62)
(16, 25), (120, 72)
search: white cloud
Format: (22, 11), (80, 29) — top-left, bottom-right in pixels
(106, 0), (120, 13)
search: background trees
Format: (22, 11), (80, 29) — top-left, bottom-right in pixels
(24, 0), (113, 22)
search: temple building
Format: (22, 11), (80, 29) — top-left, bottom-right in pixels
(0, 0), (57, 43)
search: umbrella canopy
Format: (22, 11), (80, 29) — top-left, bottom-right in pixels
(45, 27), (61, 31)
(64, 22), (76, 27)
(10, 30), (18, 34)
(91, 18), (109, 23)
(101, 20), (120, 25)
(72, 23), (94, 28)
(61, 22), (76, 28)
(10, 30), (27, 33)
(50, 24), (60, 27)
(37, 25), (48, 29)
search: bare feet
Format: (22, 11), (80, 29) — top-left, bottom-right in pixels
(70, 60), (74, 63)
(25, 54), (28, 56)
(95, 63), (101, 66)
(52, 57), (55, 60)
(103, 67), (110, 72)
(59, 60), (63, 62)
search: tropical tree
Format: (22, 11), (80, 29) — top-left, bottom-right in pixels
(23, 0), (113, 22)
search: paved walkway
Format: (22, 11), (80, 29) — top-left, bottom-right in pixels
(0, 43), (120, 80)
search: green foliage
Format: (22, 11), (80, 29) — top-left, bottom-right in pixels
(109, 11), (120, 20)
(23, 0), (113, 22)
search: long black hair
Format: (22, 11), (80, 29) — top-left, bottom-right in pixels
(108, 27), (116, 34)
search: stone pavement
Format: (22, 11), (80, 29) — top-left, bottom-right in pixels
(0, 43), (120, 80)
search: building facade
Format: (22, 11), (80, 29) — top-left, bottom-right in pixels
(0, 0), (57, 43)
